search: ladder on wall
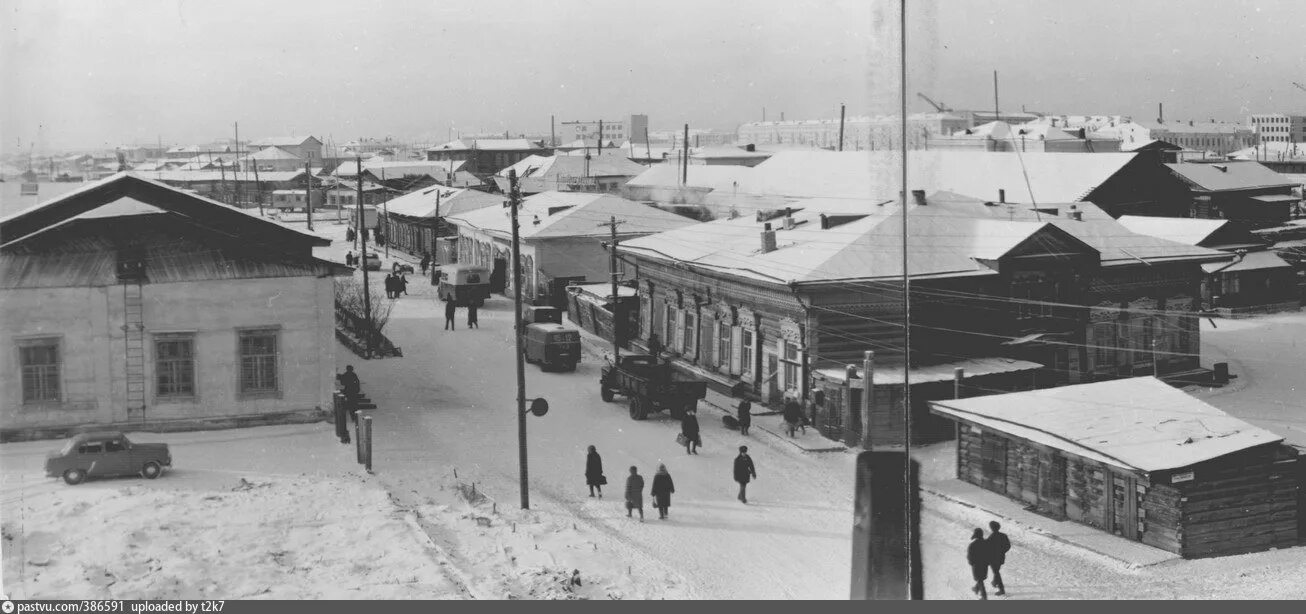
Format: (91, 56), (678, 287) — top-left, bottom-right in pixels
(123, 281), (147, 421)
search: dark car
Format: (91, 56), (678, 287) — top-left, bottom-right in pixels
(45, 432), (172, 485)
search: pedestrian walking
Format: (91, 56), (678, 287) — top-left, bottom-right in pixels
(398, 274), (409, 297)
(986, 521), (1010, 596)
(967, 528), (990, 600)
(345, 251), (354, 267)
(467, 302), (479, 329)
(651, 464), (675, 520)
(733, 446), (756, 503)
(624, 466), (645, 521)
(783, 396), (803, 437)
(737, 400), (752, 436)
(681, 409), (701, 455)
(585, 445), (606, 498)
(383, 273), (396, 299)
(338, 365), (361, 423)
(444, 299), (457, 330)
(420, 253), (431, 276)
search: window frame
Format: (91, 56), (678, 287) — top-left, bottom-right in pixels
(154, 333), (198, 401)
(18, 336), (62, 405)
(741, 328), (755, 379)
(236, 327), (281, 398)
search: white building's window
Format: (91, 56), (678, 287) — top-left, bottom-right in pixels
(238, 329), (279, 395)
(20, 337), (61, 403)
(155, 334), (196, 398)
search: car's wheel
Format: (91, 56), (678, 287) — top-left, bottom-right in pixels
(63, 469), (86, 485)
(141, 461), (162, 480)
(600, 386), (614, 402)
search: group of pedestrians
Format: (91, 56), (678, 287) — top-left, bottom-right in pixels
(443, 299), (478, 330)
(584, 444), (759, 522)
(966, 521), (1012, 599)
(384, 272), (408, 299)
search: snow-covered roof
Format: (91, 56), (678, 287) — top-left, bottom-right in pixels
(446, 191), (695, 241)
(1142, 121), (1253, 135)
(929, 377), (1284, 473)
(1115, 216), (1230, 246)
(253, 136), (319, 147)
(1201, 249), (1293, 274)
(1228, 142), (1306, 162)
(1165, 162), (1297, 192)
(244, 146), (304, 161)
(740, 150), (1141, 202)
(427, 139), (547, 152)
(382, 185), (502, 219)
(618, 199), (1099, 285)
(624, 164), (754, 191)
(496, 154), (647, 180)
(142, 170), (307, 183)
(814, 356), (1043, 386)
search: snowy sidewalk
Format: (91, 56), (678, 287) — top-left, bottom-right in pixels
(913, 441), (1179, 569)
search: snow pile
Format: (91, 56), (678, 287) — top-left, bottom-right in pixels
(1, 475), (465, 600)
(406, 477), (694, 600)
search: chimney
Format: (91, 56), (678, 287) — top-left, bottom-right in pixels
(761, 222), (777, 253)
(1157, 102), (1164, 124)
(820, 213), (829, 229)
(783, 207), (795, 230)
(998, 189), (1006, 203)
(745, 143), (756, 152)
(1068, 204), (1082, 221)
(911, 190), (926, 206)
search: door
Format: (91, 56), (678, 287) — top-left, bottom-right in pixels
(1037, 452), (1067, 519)
(490, 258), (508, 293)
(979, 434), (1008, 494)
(78, 442), (106, 476)
(102, 439), (133, 476)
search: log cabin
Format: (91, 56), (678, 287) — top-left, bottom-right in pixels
(929, 377), (1299, 558)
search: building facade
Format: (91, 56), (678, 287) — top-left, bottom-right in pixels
(559, 115), (649, 145)
(1249, 113), (1306, 145)
(0, 174), (346, 440)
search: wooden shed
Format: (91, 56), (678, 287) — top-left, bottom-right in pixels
(929, 377), (1299, 558)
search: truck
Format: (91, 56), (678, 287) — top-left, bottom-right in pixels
(599, 354), (708, 420)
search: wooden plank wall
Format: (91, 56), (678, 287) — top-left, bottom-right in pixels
(1151, 444), (1299, 558)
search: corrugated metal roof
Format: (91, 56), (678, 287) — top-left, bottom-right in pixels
(929, 377), (1284, 473)
(1165, 161), (1296, 192)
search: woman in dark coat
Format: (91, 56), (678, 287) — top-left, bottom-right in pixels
(650, 464), (675, 519)
(397, 274), (409, 297)
(681, 409), (701, 455)
(967, 528), (990, 600)
(585, 445), (605, 498)
(624, 466), (645, 521)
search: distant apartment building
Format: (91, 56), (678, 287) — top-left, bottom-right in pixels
(559, 115), (649, 145)
(1248, 113), (1306, 145)
(1141, 121), (1257, 156)
(737, 112), (1006, 151)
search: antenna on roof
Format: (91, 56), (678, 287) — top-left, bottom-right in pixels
(1003, 129), (1041, 221)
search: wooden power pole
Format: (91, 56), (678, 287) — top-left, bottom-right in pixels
(508, 169), (529, 509)
(598, 215), (626, 362)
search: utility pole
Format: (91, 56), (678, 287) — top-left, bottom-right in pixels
(993, 70), (1000, 123)
(508, 169), (530, 510)
(357, 155), (373, 357)
(682, 123), (689, 185)
(234, 122), (242, 207)
(839, 103), (847, 151)
(253, 161), (263, 216)
(598, 120), (604, 157)
(305, 160), (314, 231)
(381, 168), (390, 259)
(598, 215), (627, 362)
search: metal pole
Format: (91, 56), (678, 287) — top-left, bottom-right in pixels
(839, 103), (847, 151)
(382, 168), (390, 259)
(509, 169), (529, 510)
(305, 160), (314, 231)
(900, 0), (916, 597)
(682, 123), (690, 185)
(357, 155), (373, 357)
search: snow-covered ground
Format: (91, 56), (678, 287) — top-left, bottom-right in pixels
(1195, 311), (1306, 447)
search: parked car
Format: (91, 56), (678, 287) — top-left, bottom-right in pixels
(45, 432), (172, 485)
(362, 252), (382, 271)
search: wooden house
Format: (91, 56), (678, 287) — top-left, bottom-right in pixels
(929, 377), (1299, 558)
(1118, 215), (1299, 315)
(1164, 161), (1300, 227)
(618, 194), (1231, 447)
(378, 185), (502, 261)
(0, 173), (349, 441)
(445, 191), (694, 302)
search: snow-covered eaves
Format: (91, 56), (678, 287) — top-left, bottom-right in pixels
(1200, 249), (1294, 274)
(1165, 161), (1297, 192)
(814, 356), (1044, 386)
(928, 376), (1284, 473)
(1116, 216), (1229, 246)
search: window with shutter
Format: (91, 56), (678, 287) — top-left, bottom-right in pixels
(683, 310), (696, 359)
(740, 328), (754, 380)
(730, 326), (743, 375)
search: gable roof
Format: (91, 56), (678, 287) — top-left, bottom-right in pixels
(243, 146), (304, 161)
(427, 139), (547, 152)
(253, 136), (320, 147)
(1116, 216), (1230, 246)
(929, 377), (1283, 473)
(742, 150), (1141, 202)
(383, 185), (502, 218)
(624, 164), (755, 192)
(446, 191), (695, 241)
(618, 199), (1099, 285)
(1, 172), (328, 249)
(497, 154), (648, 180)
(1165, 161), (1296, 192)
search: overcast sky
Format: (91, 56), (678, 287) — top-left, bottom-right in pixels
(2, 0), (1303, 153)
